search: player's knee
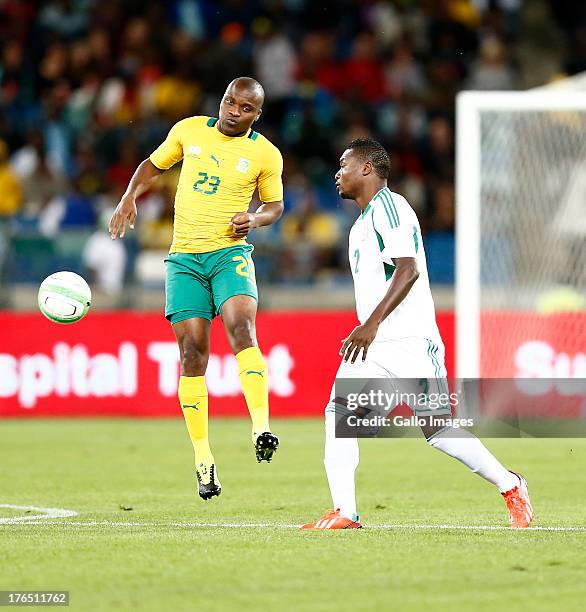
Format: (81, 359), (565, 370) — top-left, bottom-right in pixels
(227, 319), (256, 352)
(181, 338), (208, 376)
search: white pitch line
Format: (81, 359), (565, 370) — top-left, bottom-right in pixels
(378, 524), (586, 532)
(3, 519), (586, 532)
(0, 504), (78, 524)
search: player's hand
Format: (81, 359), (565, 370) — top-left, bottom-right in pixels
(109, 195), (137, 239)
(230, 212), (257, 237)
(340, 321), (379, 363)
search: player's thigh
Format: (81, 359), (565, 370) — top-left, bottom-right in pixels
(327, 352), (389, 405)
(208, 244), (258, 318)
(371, 337), (451, 418)
(369, 337), (447, 379)
(165, 253), (214, 323)
(220, 294), (257, 337)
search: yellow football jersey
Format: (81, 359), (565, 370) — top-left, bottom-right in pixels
(149, 116), (283, 253)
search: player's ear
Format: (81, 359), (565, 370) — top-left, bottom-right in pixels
(254, 108), (262, 123)
(363, 160), (373, 176)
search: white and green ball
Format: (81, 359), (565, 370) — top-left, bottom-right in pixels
(38, 271), (92, 324)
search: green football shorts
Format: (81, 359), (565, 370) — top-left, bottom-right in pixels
(165, 244), (258, 324)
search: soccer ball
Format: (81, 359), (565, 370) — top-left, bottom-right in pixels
(38, 271), (92, 324)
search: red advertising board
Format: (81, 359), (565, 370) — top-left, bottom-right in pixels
(0, 311), (455, 418)
(480, 312), (586, 418)
(2, 310), (584, 418)
(482, 312), (586, 378)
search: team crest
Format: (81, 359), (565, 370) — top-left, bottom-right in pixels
(236, 157), (250, 173)
(187, 145), (202, 157)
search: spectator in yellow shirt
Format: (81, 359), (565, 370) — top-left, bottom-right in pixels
(0, 140), (23, 217)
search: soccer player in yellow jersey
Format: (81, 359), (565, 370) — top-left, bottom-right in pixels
(109, 77), (284, 500)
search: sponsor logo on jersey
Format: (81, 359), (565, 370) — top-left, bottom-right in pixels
(236, 157), (250, 173)
(211, 154), (223, 166)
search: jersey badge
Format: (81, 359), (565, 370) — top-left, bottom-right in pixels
(236, 157), (250, 173)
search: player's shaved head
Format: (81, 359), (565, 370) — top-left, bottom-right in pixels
(225, 77), (265, 108)
(347, 138), (391, 179)
(218, 77), (265, 136)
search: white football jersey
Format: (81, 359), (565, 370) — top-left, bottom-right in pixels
(348, 186), (443, 344)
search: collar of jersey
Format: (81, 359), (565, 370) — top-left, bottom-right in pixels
(208, 117), (254, 140)
(362, 186), (389, 217)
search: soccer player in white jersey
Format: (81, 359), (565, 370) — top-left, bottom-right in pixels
(302, 138), (534, 530)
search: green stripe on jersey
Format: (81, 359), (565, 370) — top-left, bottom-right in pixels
(372, 187), (386, 201)
(383, 262), (395, 281)
(425, 339), (441, 378)
(381, 189), (400, 227)
(373, 225), (385, 252)
(376, 194), (397, 229)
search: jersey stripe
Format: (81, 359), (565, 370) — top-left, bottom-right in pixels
(372, 220), (385, 251)
(369, 212), (396, 279)
(376, 194), (397, 229)
(425, 339), (449, 398)
(426, 338), (441, 378)
(381, 189), (400, 227)
(387, 190), (400, 224)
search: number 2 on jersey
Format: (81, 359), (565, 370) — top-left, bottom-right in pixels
(353, 249), (360, 273)
(193, 172), (221, 195)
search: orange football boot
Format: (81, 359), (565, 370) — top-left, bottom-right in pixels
(502, 472), (534, 528)
(301, 509), (362, 530)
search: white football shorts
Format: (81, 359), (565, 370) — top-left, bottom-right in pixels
(327, 336), (451, 417)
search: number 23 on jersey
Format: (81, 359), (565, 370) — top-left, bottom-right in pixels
(193, 172), (221, 195)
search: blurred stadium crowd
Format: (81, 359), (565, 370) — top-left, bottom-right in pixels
(0, 0), (583, 299)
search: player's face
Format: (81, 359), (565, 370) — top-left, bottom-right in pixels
(335, 149), (363, 200)
(218, 86), (262, 136)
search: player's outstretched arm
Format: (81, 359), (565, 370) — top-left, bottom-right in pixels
(109, 159), (163, 239)
(230, 200), (284, 237)
(341, 257), (419, 363)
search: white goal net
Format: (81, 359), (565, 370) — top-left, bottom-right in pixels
(456, 92), (586, 378)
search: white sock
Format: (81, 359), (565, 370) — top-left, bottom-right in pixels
(427, 427), (518, 493)
(324, 407), (359, 519)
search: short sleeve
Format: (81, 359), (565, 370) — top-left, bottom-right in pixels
(257, 143), (283, 203)
(149, 121), (184, 170)
(371, 195), (416, 263)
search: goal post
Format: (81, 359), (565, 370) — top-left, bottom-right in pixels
(456, 91), (586, 379)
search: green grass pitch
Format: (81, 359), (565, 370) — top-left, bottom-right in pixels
(1, 419), (585, 611)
